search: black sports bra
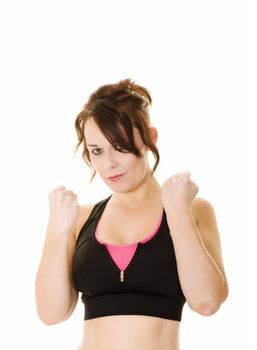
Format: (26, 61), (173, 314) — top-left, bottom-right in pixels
(72, 195), (186, 321)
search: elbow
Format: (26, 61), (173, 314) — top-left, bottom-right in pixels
(34, 289), (78, 326)
(189, 283), (229, 317)
(37, 309), (64, 326)
(189, 291), (228, 316)
(189, 300), (221, 316)
(35, 299), (73, 325)
(35, 297), (63, 325)
(195, 302), (221, 316)
(41, 319), (59, 326)
(35, 299), (77, 325)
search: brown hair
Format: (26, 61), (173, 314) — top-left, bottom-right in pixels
(74, 78), (160, 182)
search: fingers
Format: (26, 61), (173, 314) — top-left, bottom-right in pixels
(174, 171), (191, 177)
(63, 190), (77, 196)
(167, 171), (198, 191)
(49, 185), (77, 197)
(170, 171), (191, 180)
(53, 185), (66, 191)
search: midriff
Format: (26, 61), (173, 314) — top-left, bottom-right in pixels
(77, 314), (180, 350)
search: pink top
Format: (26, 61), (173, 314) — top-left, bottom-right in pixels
(95, 211), (163, 271)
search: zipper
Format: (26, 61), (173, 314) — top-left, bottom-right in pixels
(120, 270), (124, 282)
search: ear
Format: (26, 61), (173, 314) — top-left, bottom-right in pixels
(149, 127), (158, 145)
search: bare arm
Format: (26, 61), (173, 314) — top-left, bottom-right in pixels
(166, 197), (228, 315)
(35, 224), (78, 325)
(34, 186), (79, 325)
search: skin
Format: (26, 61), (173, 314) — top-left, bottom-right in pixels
(35, 118), (228, 350)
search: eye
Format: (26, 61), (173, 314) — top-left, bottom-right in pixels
(91, 148), (103, 155)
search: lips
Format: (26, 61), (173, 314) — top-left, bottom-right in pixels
(108, 174), (124, 182)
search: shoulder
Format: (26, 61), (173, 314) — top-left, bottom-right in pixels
(190, 196), (216, 226)
(190, 197), (222, 259)
(74, 203), (96, 241)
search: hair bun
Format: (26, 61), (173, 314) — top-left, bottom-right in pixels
(121, 79), (152, 107)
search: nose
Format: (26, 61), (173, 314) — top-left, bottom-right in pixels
(103, 150), (119, 170)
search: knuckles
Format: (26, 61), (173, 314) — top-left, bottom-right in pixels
(165, 174), (191, 183)
(48, 186), (77, 200)
(162, 172), (198, 189)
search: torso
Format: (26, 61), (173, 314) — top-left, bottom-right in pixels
(74, 195), (196, 350)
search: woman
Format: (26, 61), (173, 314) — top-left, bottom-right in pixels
(35, 79), (229, 350)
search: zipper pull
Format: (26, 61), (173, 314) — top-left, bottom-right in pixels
(120, 270), (124, 282)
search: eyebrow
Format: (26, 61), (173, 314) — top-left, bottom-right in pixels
(86, 144), (99, 147)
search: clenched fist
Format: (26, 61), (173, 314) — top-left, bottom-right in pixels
(47, 185), (79, 233)
(162, 171), (199, 212)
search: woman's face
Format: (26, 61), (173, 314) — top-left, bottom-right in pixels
(84, 118), (152, 193)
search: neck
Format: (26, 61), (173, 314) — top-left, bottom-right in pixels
(111, 173), (162, 205)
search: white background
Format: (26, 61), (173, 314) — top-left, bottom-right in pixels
(3, 0), (255, 349)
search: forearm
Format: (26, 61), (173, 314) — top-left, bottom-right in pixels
(35, 224), (75, 324)
(166, 208), (226, 315)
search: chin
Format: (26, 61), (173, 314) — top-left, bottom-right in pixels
(105, 181), (132, 193)
(107, 185), (128, 193)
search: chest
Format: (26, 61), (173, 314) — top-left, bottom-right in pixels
(96, 205), (164, 244)
(73, 210), (186, 316)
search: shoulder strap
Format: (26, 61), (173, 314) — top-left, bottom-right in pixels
(75, 195), (112, 249)
(86, 195), (112, 222)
